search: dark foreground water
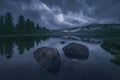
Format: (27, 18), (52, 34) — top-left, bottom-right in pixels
(0, 36), (120, 80)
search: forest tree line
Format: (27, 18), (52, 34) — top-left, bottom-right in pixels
(0, 12), (49, 35)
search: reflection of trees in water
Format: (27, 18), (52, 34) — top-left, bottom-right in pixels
(111, 55), (120, 66)
(16, 37), (35, 54)
(0, 36), (49, 59)
(101, 40), (120, 66)
(0, 38), (14, 59)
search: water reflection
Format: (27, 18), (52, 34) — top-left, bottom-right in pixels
(81, 38), (102, 44)
(0, 36), (120, 80)
(0, 36), (49, 59)
(0, 38), (14, 59)
(101, 40), (120, 66)
(0, 36), (120, 68)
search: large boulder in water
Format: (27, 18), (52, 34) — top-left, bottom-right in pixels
(63, 43), (89, 60)
(34, 47), (61, 75)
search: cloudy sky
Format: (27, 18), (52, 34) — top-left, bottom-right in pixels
(0, 0), (120, 29)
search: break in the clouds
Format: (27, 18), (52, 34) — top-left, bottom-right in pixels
(0, 0), (120, 29)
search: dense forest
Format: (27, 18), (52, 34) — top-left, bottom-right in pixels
(0, 12), (49, 35)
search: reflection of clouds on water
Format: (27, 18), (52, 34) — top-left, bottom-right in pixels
(0, 36), (117, 60)
(39, 38), (62, 48)
(0, 36), (120, 80)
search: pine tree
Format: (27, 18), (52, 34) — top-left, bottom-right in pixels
(4, 12), (14, 34)
(0, 15), (4, 34)
(16, 15), (25, 34)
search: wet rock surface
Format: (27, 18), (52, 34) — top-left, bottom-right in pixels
(63, 43), (89, 60)
(34, 47), (61, 75)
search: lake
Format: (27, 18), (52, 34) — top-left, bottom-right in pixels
(0, 36), (120, 80)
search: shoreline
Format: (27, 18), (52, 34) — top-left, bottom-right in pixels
(0, 34), (120, 37)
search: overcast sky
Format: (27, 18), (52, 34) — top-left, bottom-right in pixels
(0, 0), (120, 29)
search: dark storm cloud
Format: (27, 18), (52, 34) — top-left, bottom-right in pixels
(0, 0), (40, 23)
(0, 0), (120, 29)
(85, 0), (120, 18)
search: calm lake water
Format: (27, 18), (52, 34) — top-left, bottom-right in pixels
(0, 36), (120, 80)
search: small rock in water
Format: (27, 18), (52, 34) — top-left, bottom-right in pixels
(63, 43), (89, 60)
(60, 41), (66, 44)
(34, 47), (61, 75)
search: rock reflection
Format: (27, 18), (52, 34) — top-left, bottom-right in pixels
(34, 47), (61, 75)
(63, 43), (89, 60)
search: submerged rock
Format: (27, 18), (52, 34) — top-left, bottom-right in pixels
(34, 47), (61, 75)
(63, 43), (89, 60)
(60, 41), (66, 44)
